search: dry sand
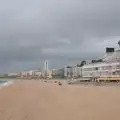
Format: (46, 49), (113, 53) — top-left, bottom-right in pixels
(0, 80), (120, 120)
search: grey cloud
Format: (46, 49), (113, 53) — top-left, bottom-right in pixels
(0, 0), (120, 73)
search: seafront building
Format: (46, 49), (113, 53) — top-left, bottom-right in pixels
(52, 68), (64, 79)
(20, 70), (42, 79)
(7, 72), (20, 78)
(81, 48), (120, 78)
(64, 45), (120, 81)
(64, 66), (81, 79)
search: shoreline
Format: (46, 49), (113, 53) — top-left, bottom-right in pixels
(16, 79), (120, 87)
(1, 78), (120, 88)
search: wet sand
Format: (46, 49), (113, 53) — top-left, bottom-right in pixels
(0, 80), (120, 120)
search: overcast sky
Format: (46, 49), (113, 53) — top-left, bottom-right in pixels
(0, 0), (120, 73)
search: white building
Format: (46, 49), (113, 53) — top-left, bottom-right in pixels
(20, 70), (42, 78)
(64, 66), (80, 78)
(8, 72), (20, 77)
(81, 48), (120, 78)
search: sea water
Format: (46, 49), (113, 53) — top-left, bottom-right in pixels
(0, 80), (13, 86)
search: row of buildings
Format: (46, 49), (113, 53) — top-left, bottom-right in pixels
(62, 46), (120, 80)
(4, 42), (120, 81)
(6, 69), (52, 79)
(4, 61), (52, 79)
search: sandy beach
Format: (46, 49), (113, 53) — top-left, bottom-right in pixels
(0, 80), (120, 120)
